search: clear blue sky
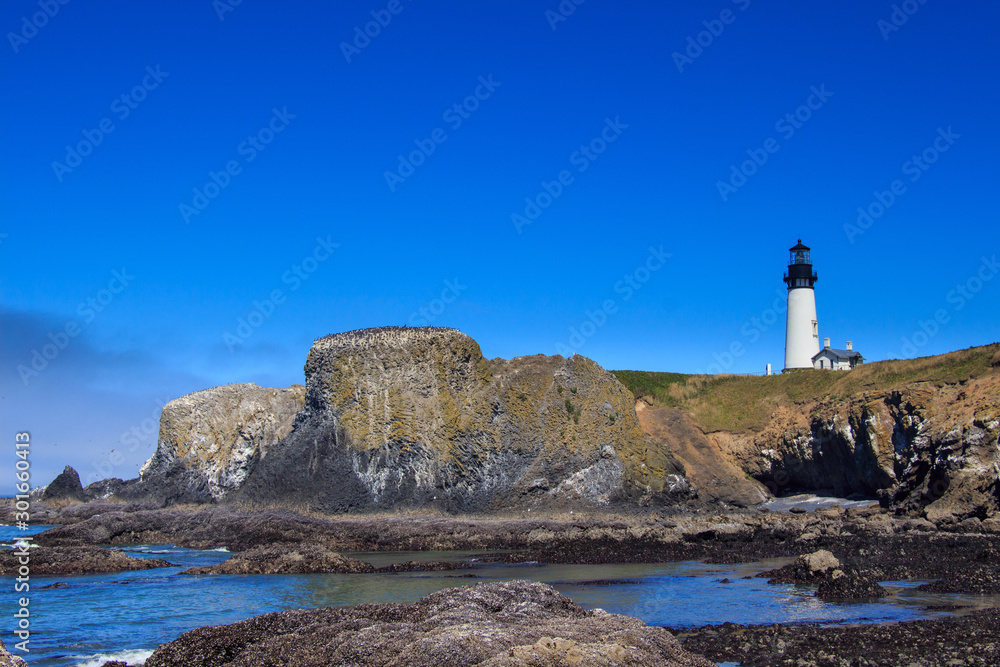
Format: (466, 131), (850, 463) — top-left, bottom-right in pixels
(2, 0), (998, 490)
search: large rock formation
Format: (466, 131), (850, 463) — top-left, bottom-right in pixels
(137, 383), (305, 503)
(615, 343), (1000, 520)
(717, 373), (1000, 521)
(139, 580), (715, 667)
(236, 327), (688, 512)
(41, 465), (86, 502)
(125, 328), (689, 512)
(675, 347), (1000, 522)
(70, 328), (999, 519)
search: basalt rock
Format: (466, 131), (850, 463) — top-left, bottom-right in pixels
(41, 465), (86, 502)
(231, 327), (690, 512)
(136, 382), (306, 504)
(141, 580), (715, 667)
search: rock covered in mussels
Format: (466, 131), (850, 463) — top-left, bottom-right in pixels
(141, 580), (715, 667)
(180, 544), (375, 575)
(0, 546), (172, 576)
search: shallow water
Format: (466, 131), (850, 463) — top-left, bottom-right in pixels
(760, 493), (880, 512)
(3, 526), (998, 666)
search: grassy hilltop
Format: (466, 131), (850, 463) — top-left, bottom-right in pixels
(612, 343), (1000, 434)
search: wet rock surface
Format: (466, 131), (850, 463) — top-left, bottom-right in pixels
(136, 580), (715, 667)
(671, 609), (1000, 667)
(758, 549), (887, 599)
(178, 543), (476, 576)
(180, 544), (376, 575)
(0, 546), (172, 576)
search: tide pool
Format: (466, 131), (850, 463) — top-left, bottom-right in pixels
(3, 527), (997, 666)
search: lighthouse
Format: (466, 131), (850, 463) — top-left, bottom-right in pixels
(783, 240), (820, 369)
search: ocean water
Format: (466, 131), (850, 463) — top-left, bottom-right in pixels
(3, 525), (998, 666)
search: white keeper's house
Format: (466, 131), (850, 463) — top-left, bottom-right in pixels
(813, 338), (865, 370)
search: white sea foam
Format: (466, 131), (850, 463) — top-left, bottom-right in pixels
(210, 547), (230, 552)
(5, 540), (39, 549)
(72, 648), (154, 666)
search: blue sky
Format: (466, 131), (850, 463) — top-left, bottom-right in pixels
(2, 0), (998, 490)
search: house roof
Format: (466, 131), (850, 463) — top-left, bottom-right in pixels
(813, 348), (864, 361)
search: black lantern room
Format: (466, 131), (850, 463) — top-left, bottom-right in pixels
(783, 239), (818, 289)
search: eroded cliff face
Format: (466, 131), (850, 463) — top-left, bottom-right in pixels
(138, 383), (305, 503)
(713, 373), (1000, 521)
(235, 327), (689, 511)
(635, 403), (769, 507)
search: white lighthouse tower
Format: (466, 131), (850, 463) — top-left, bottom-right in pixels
(783, 240), (820, 370)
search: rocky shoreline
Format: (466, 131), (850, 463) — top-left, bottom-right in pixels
(3, 503), (997, 665)
(18, 503), (1000, 590)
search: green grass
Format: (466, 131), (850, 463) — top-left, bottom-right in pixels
(609, 371), (691, 407)
(612, 342), (999, 434)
